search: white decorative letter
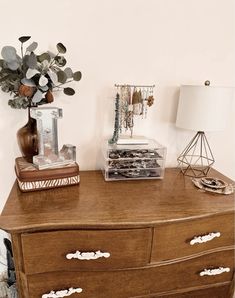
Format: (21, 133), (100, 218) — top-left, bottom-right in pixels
(31, 107), (76, 169)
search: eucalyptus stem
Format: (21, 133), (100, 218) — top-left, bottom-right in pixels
(21, 43), (23, 59)
(54, 79), (74, 88)
(48, 52), (60, 68)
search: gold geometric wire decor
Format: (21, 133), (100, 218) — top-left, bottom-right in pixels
(177, 131), (215, 177)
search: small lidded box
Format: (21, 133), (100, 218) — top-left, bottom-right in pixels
(102, 139), (166, 181)
(15, 157), (79, 192)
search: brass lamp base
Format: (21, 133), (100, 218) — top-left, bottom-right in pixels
(177, 131), (215, 177)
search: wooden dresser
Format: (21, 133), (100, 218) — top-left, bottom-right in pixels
(0, 168), (234, 298)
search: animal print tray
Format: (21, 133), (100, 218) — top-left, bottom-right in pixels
(15, 157), (79, 192)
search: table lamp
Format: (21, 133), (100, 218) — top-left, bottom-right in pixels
(176, 81), (232, 177)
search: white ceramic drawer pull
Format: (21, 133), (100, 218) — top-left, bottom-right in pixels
(199, 267), (230, 277)
(42, 287), (82, 298)
(66, 250), (111, 260)
(190, 232), (221, 245)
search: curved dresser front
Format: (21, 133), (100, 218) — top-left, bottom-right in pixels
(0, 168), (234, 298)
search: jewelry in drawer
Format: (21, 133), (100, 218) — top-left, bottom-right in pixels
(26, 249), (234, 298)
(21, 228), (152, 274)
(151, 213), (234, 262)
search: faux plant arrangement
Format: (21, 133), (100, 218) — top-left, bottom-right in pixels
(0, 36), (82, 109)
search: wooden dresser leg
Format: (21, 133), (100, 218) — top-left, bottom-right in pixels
(11, 234), (28, 298)
(228, 274), (235, 298)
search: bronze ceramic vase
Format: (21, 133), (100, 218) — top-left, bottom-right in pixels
(17, 108), (38, 162)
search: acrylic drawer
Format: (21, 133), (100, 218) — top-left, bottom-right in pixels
(21, 228), (152, 274)
(104, 165), (164, 181)
(102, 139), (166, 181)
(151, 213), (234, 262)
(26, 249), (234, 298)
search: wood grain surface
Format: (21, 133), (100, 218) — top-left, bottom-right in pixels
(0, 168), (234, 232)
(152, 212), (234, 261)
(131, 283), (232, 297)
(0, 168), (234, 298)
(26, 249), (234, 298)
(21, 228), (152, 274)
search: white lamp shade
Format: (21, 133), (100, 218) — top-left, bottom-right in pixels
(176, 85), (233, 132)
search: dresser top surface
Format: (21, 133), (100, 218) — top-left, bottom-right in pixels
(0, 168), (234, 232)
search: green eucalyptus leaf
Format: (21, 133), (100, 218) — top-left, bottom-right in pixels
(1, 46), (17, 62)
(56, 43), (66, 54)
(2, 85), (10, 92)
(19, 36), (31, 43)
(27, 52), (37, 69)
(7, 60), (20, 70)
(39, 85), (49, 92)
(0, 74), (10, 82)
(55, 56), (66, 67)
(8, 73), (20, 80)
(26, 68), (40, 79)
(2, 60), (9, 69)
(32, 89), (43, 103)
(0, 59), (4, 68)
(26, 42), (38, 52)
(8, 99), (19, 108)
(21, 78), (36, 87)
(13, 80), (20, 91)
(39, 75), (48, 87)
(8, 97), (29, 109)
(47, 70), (58, 84)
(0, 67), (9, 73)
(38, 52), (51, 63)
(73, 71), (82, 81)
(41, 60), (49, 70)
(64, 87), (75, 96)
(64, 67), (73, 78)
(23, 55), (30, 69)
(57, 70), (67, 84)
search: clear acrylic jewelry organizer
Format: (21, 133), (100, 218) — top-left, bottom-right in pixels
(103, 84), (167, 181)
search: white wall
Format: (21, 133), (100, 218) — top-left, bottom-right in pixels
(0, 0), (234, 213)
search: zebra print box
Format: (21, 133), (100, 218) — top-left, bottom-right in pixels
(15, 157), (79, 192)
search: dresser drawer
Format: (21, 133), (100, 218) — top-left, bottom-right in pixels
(26, 249), (234, 298)
(151, 213), (234, 262)
(21, 228), (152, 274)
(130, 284), (232, 298)
(131, 284), (232, 298)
